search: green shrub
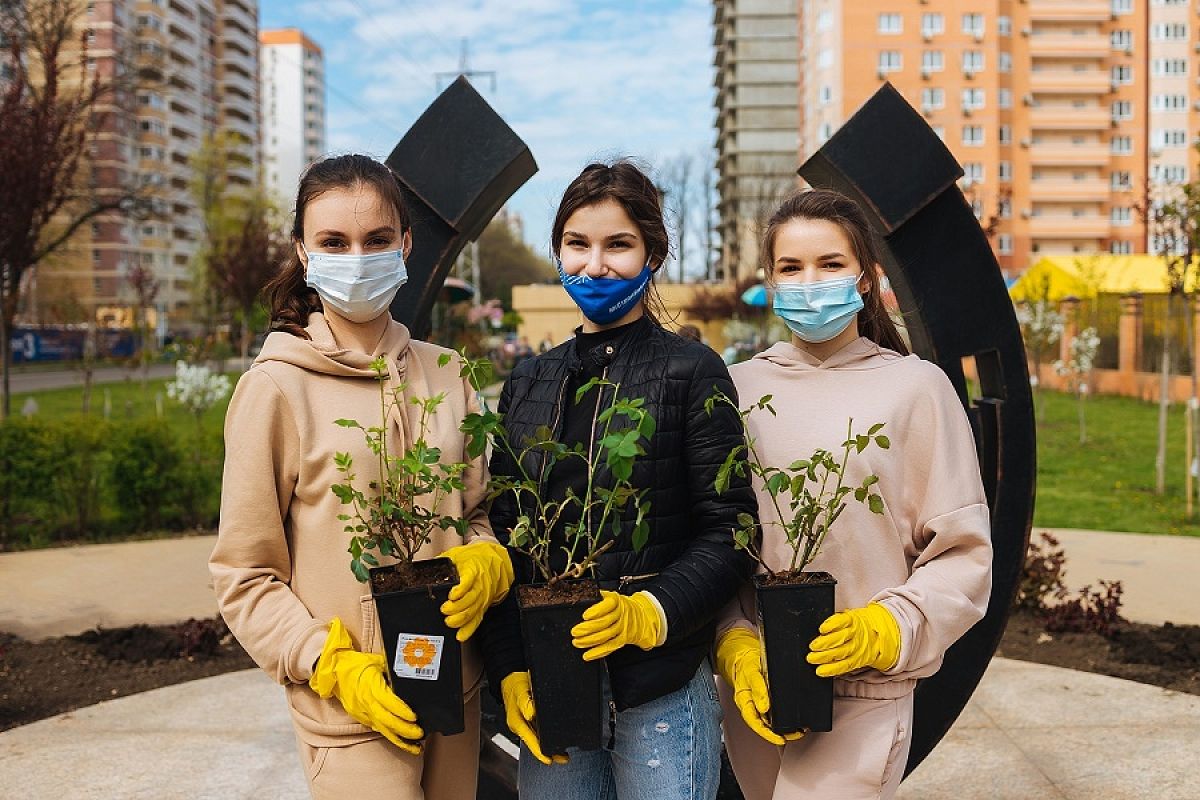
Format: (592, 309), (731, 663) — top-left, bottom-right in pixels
(0, 419), (61, 546)
(109, 419), (184, 531)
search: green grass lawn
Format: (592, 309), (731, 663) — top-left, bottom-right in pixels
(11, 373), (235, 441)
(1034, 388), (1198, 536)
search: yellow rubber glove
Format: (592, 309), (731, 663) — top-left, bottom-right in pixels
(441, 540), (514, 642)
(500, 671), (569, 766)
(309, 618), (424, 754)
(715, 628), (803, 746)
(570, 590), (663, 662)
(807, 602), (902, 678)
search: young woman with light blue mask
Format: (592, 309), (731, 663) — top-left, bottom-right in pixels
(477, 160), (758, 800)
(213, 154), (512, 800)
(714, 190), (991, 800)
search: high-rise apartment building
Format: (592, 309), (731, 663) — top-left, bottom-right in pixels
(260, 28), (325, 206)
(713, 0), (801, 283)
(715, 1), (1200, 279)
(30, 0), (258, 332)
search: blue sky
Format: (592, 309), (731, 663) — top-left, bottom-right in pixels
(259, 0), (717, 273)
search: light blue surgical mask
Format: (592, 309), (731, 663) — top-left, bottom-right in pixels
(773, 274), (864, 343)
(556, 259), (653, 326)
(303, 246), (407, 323)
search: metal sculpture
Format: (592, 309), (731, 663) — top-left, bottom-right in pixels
(384, 75), (537, 340)
(798, 82), (1035, 775)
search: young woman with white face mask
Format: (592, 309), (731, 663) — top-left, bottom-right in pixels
(713, 189), (993, 800)
(210, 154), (512, 800)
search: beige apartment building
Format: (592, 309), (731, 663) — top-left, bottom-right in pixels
(717, 0), (1200, 281)
(32, 0), (258, 333)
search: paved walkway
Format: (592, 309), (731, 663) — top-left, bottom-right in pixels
(0, 528), (1197, 798)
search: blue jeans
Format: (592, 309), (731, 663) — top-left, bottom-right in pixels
(519, 660), (724, 800)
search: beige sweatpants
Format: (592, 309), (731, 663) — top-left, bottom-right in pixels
(295, 689), (482, 800)
(719, 679), (913, 800)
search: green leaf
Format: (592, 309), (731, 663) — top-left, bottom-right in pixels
(854, 487), (867, 502)
(855, 434), (869, 453)
(863, 474), (879, 487)
(868, 423), (885, 435)
(334, 419), (362, 429)
(875, 435), (891, 449)
(437, 353), (452, 367)
(868, 494), (885, 514)
(351, 560), (370, 583)
(765, 472), (789, 496)
(734, 527), (752, 549)
(362, 552), (379, 567)
(737, 512), (756, 529)
(632, 520), (649, 552)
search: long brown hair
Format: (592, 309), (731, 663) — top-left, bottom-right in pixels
(550, 160), (671, 326)
(761, 189), (909, 355)
(263, 154), (413, 339)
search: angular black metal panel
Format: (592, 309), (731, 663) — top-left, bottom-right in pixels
(384, 75), (538, 339)
(798, 82), (1035, 776)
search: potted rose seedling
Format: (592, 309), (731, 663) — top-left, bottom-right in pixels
(332, 353), (488, 736)
(709, 390), (886, 734)
(465, 377), (654, 754)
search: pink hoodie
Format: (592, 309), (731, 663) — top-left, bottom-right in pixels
(718, 337), (992, 700)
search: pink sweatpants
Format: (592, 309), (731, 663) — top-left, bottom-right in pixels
(718, 679), (913, 800)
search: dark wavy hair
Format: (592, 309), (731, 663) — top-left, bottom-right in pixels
(263, 154), (413, 339)
(550, 159), (671, 326)
(761, 189), (908, 355)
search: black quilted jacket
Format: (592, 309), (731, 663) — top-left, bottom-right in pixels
(476, 316), (757, 710)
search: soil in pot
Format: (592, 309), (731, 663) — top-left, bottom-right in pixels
(517, 579), (605, 755)
(370, 557), (464, 736)
(754, 570), (837, 734)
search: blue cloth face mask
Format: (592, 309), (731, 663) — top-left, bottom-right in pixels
(556, 259), (653, 326)
(773, 274), (865, 343)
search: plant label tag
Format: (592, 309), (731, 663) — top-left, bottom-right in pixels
(393, 633), (444, 681)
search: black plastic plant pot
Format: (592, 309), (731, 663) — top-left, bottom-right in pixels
(369, 557), (464, 736)
(754, 571), (837, 734)
(516, 579), (604, 755)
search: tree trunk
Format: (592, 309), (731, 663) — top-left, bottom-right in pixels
(1078, 387), (1087, 445)
(1155, 299), (1174, 495)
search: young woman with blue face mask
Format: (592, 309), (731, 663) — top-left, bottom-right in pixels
(713, 189), (992, 800)
(476, 160), (758, 800)
(210, 154), (512, 800)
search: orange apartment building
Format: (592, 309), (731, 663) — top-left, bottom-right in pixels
(717, 1), (1200, 282)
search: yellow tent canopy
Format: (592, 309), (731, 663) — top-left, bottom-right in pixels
(1009, 255), (1200, 302)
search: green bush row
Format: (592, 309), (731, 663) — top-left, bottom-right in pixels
(0, 416), (222, 549)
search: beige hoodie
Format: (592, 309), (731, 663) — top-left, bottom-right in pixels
(209, 313), (493, 747)
(718, 337), (992, 700)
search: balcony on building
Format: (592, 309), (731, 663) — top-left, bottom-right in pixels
(1026, 33), (1109, 59)
(1027, 215), (1111, 238)
(1027, 141), (1110, 165)
(1030, 70), (1110, 94)
(1028, 178), (1110, 201)
(1029, 106), (1111, 130)
(1027, 1), (1110, 23)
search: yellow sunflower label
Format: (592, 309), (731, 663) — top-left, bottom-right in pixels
(393, 633), (444, 681)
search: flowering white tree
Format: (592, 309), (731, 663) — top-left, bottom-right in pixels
(166, 361), (231, 424)
(1054, 327), (1100, 444)
(1015, 298), (1064, 422)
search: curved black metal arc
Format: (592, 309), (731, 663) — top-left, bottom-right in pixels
(385, 75), (538, 340)
(798, 83), (1035, 775)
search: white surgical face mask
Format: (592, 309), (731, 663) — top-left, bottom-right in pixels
(303, 246), (408, 323)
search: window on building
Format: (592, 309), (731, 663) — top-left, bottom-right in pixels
(962, 125), (984, 146)
(91, 222), (101, 238)
(998, 234), (1013, 255)
(1151, 95), (1187, 112)
(962, 51), (984, 73)
(999, 124), (1011, 144)
(970, 198), (984, 218)
(878, 51), (902, 73)
(1110, 207), (1132, 225)
(999, 88), (1012, 109)
(999, 52), (1012, 72)
(1110, 240), (1132, 255)
(921, 87), (944, 110)
(1111, 65), (1133, 85)
(818, 49), (833, 69)
(1111, 30), (1133, 50)
(999, 160), (1012, 181)
(962, 88), (985, 110)
(820, 85), (833, 105)
(961, 13), (984, 37)
(1152, 58), (1187, 76)
(998, 15), (1011, 36)
(963, 162), (984, 183)
(999, 198), (1012, 218)
(817, 10), (833, 31)
(1111, 136), (1133, 154)
(921, 51), (944, 72)
(921, 13), (943, 37)
(932, 126), (945, 141)
(1111, 0), (1133, 13)
(878, 13), (902, 34)
(1152, 164), (1188, 183)
(1153, 129), (1188, 147)
(1111, 100), (1132, 120)
(1151, 23), (1187, 41)
(818, 122), (833, 143)
(1110, 170), (1132, 189)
